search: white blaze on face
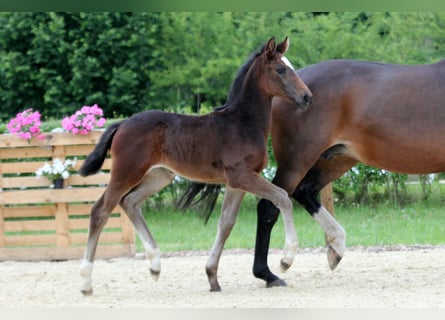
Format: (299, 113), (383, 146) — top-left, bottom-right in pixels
(281, 56), (295, 71)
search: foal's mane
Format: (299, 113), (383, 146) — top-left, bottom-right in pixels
(223, 43), (266, 106)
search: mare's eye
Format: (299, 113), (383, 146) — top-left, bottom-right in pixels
(276, 67), (286, 74)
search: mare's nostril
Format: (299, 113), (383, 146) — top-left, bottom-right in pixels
(303, 93), (312, 106)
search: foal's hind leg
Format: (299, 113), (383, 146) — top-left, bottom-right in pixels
(120, 168), (175, 280)
(206, 187), (245, 291)
(80, 186), (127, 295)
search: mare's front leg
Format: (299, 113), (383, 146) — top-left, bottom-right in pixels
(253, 198), (285, 287)
(292, 157), (354, 269)
(252, 165), (304, 287)
(206, 187), (245, 292)
(120, 168), (175, 280)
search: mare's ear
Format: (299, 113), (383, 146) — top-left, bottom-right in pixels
(276, 37), (289, 54)
(264, 37), (276, 59)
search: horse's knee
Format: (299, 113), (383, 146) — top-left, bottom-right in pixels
(257, 198), (280, 225)
(292, 183), (320, 215)
(90, 208), (110, 229)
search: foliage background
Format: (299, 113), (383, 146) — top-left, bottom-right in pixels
(2, 12), (445, 121)
(1, 12), (445, 206)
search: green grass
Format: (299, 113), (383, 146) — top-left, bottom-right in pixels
(138, 193), (445, 253)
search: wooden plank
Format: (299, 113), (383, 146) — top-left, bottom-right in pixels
(52, 145), (66, 162)
(63, 145), (95, 157)
(0, 244), (135, 261)
(1, 176), (52, 188)
(5, 234), (56, 246)
(2, 205), (56, 218)
(1, 203), (120, 218)
(70, 232), (124, 245)
(1, 158), (112, 174)
(3, 216), (123, 232)
(0, 187), (107, 205)
(4, 219), (56, 232)
(69, 216), (123, 230)
(1, 173), (111, 189)
(68, 174), (110, 186)
(4, 230), (124, 248)
(67, 203), (92, 215)
(0, 147), (53, 159)
(0, 206), (4, 247)
(55, 202), (70, 247)
(0, 131), (104, 148)
(1, 161), (50, 174)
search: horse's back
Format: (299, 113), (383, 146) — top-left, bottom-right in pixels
(294, 58), (445, 173)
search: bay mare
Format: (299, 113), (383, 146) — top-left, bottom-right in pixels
(181, 58), (445, 287)
(78, 37), (312, 294)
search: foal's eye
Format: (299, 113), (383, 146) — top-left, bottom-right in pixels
(276, 67), (286, 75)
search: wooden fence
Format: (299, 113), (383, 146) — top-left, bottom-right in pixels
(0, 131), (135, 261)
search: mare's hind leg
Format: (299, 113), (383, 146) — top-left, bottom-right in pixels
(80, 185), (129, 295)
(293, 155), (356, 270)
(120, 168), (175, 280)
(206, 187), (245, 292)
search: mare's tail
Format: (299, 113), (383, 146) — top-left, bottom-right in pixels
(79, 121), (123, 177)
(176, 182), (222, 224)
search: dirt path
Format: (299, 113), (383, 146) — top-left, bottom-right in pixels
(1, 245), (444, 308)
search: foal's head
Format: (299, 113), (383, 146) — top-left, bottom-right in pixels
(257, 37), (312, 109)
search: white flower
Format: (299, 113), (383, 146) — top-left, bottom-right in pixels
(62, 171), (70, 179)
(35, 157), (77, 181)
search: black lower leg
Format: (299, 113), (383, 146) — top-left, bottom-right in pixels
(253, 198), (286, 286)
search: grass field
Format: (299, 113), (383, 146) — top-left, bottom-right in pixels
(139, 191), (445, 253)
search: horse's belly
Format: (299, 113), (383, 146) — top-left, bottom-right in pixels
(351, 142), (445, 174)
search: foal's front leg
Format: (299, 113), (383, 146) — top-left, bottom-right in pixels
(206, 187), (245, 292)
(236, 174), (299, 272)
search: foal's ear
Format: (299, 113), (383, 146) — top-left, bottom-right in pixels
(264, 37), (277, 59)
(276, 37), (289, 54)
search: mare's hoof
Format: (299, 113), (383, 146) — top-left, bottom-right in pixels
(81, 288), (93, 296)
(280, 259), (291, 272)
(266, 278), (287, 288)
(327, 245), (343, 270)
(150, 268), (160, 281)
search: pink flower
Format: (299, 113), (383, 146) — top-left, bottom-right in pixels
(61, 104), (106, 135)
(7, 108), (44, 141)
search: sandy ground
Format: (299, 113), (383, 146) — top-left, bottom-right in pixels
(0, 245), (444, 308)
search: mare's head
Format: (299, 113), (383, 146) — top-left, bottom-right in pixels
(256, 37), (312, 110)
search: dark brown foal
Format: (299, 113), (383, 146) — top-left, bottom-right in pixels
(79, 37), (312, 294)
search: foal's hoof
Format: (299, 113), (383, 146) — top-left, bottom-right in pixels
(150, 268), (160, 281)
(81, 288), (93, 296)
(280, 258), (291, 272)
(210, 285), (222, 292)
(266, 278), (287, 288)
(327, 245), (343, 270)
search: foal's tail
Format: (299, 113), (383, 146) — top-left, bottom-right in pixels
(176, 182), (222, 224)
(79, 121), (123, 177)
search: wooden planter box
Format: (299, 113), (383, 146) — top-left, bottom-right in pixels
(0, 131), (135, 261)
